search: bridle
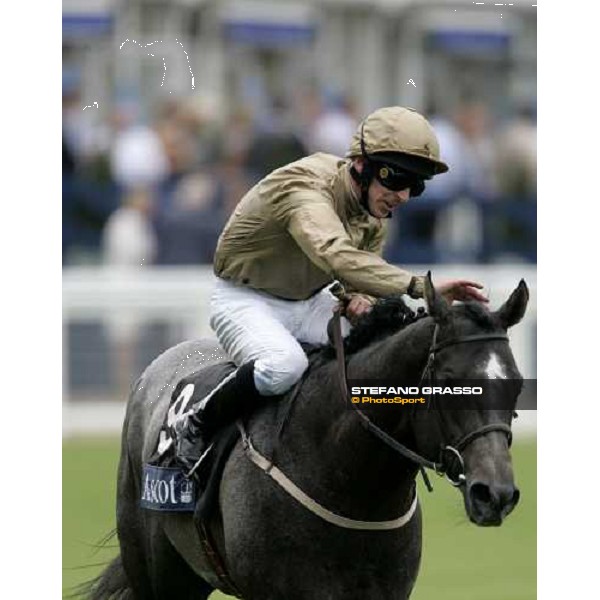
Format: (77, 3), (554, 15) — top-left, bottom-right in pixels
(419, 324), (513, 487)
(331, 312), (513, 491)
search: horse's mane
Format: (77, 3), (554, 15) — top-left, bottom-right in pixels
(321, 295), (498, 359)
(323, 294), (428, 357)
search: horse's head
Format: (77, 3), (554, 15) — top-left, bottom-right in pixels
(413, 273), (529, 526)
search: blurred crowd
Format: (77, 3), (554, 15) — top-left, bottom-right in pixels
(63, 88), (536, 268)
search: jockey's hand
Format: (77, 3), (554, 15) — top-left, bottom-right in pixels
(435, 280), (489, 304)
(344, 294), (375, 325)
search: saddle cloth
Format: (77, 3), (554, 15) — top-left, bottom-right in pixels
(155, 362), (235, 460)
(142, 360), (240, 516)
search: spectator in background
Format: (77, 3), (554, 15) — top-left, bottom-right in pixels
(454, 100), (498, 200)
(102, 187), (156, 266)
(495, 105), (537, 198)
(152, 102), (228, 264)
(245, 97), (308, 182)
(109, 104), (169, 190)
(421, 107), (468, 200)
(487, 105), (537, 262)
(102, 186), (157, 399)
(434, 101), (497, 262)
(308, 94), (358, 156)
(153, 171), (227, 265)
(295, 86), (323, 148)
(62, 78), (120, 264)
(63, 132), (119, 264)
(62, 77), (106, 164)
(216, 106), (254, 216)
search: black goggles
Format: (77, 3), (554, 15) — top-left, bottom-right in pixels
(372, 162), (427, 197)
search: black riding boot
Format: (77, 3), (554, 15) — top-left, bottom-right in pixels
(175, 360), (259, 474)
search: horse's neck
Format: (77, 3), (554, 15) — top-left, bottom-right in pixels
(277, 319), (434, 519)
(348, 316), (435, 380)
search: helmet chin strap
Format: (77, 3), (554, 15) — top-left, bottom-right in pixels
(349, 121), (387, 219)
(349, 163), (378, 217)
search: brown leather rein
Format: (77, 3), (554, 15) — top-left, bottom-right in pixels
(329, 306), (513, 491)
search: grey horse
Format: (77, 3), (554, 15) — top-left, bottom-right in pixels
(89, 276), (529, 599)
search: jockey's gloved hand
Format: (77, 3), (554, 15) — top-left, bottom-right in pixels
(436, 280), (488, 304)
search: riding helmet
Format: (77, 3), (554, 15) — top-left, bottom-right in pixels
(346, 106), (449, 177)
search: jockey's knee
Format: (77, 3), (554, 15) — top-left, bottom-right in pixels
(254, 349), (309, 396)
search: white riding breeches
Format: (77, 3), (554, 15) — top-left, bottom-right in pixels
(209, 278), (351, 396)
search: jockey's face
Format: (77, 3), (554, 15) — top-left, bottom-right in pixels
(351, 158), (411, 218)
(367, 178), (411, 218)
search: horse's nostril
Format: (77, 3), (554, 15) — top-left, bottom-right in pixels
(511, 487), (521, 508)
(470, 482), (520, 513)
(494, 485), (519, 510)
(470, 482), (492, 506)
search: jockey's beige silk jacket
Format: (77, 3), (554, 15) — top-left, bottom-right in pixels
(213, 153), (425, 301)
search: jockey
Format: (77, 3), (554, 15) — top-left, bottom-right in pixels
(173, 106), (488, 473)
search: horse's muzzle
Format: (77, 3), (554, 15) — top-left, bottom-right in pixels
(466, 481), (521, 526)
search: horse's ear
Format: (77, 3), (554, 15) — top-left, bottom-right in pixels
(423, 271), (450, 323)
(495, 279), (529, 329)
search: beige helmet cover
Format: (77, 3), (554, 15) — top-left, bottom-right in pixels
(346, 106), (449, 174)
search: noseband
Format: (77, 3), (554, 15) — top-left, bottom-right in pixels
(332, 313), (513, 491)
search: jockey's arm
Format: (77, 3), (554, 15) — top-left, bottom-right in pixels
(285, 195), (487, 306)
(343, 225), (384, 322)
(285, 196), (425, 299)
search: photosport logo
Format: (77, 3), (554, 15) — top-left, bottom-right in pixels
(140, 465), (196, 512)
(351, 394), (427, 405)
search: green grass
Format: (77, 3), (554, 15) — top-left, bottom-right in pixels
(63, 437), (535, 599)
(412, 440), (536, 600)
(63, 437), (121, 597)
